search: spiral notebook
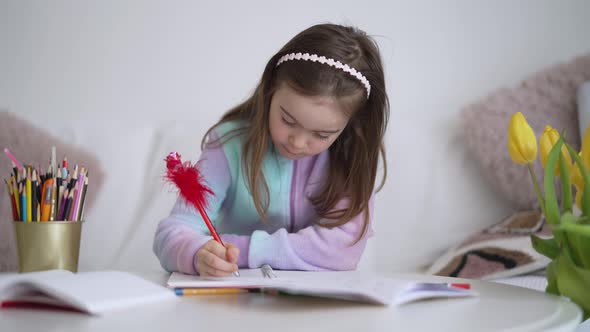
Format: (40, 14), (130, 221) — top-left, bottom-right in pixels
(0, 270), (176, 315)
(167, 266), (477, 305)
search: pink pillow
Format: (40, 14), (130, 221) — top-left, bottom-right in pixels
(0, 111), (104, 271)
(461, 54), (590, 210)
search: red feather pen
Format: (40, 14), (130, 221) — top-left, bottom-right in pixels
(164, 152), (239, 276)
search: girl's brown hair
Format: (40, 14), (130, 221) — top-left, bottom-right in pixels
(202, 24), (389, 241)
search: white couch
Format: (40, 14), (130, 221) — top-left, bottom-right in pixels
(11, 109), (509, 275)
(8, 79), (586, 275)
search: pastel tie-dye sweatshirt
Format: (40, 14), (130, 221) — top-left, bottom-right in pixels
(153, 121), (374, 274)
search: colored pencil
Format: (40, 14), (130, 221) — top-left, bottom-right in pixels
(20, 184), (26, 222)
(10, 177), (20, 220)
(31, 170), (37, 222)
(3, 148), (22, 171)
(174, 288), (249, 296)
(71, 169), (85, 221)
(25, 167), (32, 222)
(40, 179), (53, 222)
(77, 176), (88, 221)
(49, 180), (57, 221)
(64, 188), (74, 221)
(5, 180), (16, 220)
(58, 188), (69, 221)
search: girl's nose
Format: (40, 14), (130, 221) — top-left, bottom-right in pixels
(289, 133), (306, 150)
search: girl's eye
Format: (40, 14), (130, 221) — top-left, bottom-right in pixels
(282, 118), (296, 127)
(315, 133), (330, 140)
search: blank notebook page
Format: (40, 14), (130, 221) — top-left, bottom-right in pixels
(0, 270), (176, 314)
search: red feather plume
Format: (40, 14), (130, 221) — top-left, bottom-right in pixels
(164, 152), (223, 243)
(164, 152), (214, 210)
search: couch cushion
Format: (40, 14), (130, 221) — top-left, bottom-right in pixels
(426, 210), (551, 280)
(461, 54), (590, 210)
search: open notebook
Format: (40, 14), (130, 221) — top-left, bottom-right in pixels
(168, 268), (477, 305)
(0, 270), (176, 315)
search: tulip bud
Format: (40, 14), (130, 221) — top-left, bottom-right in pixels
(540, 125), (572, 175)
(581, 124), (590, 170)
(507, 112), (537, 164)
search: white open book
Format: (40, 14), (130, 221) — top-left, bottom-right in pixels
(0, 270), (176, 315)
(167, 268), (477, 305)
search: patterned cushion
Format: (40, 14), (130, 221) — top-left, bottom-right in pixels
(426, 211), (551, 280)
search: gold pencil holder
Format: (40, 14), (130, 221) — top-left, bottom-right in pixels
(13, 221), (83, 273)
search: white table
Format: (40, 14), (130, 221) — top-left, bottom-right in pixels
(0, 270), (583, 332)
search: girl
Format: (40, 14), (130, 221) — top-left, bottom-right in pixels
(153, 23), (389, 276)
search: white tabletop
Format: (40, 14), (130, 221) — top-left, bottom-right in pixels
(0, 269), (583, 332)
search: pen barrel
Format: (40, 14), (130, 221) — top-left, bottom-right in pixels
(196, 203), (223, 244)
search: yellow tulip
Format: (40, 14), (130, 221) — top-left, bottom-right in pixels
(581, 124), (590, 170)
(507, 112), (537, 164)
(539, 125), (572, 175)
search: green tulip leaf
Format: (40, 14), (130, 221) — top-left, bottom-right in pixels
(531, 234), (559, 260)
(561, 211), (577, 224)
(559, 154), (573, 212)
(566, 143), (590, 217)
(555, 254), (590, 319)
(567, 234), (590, 270)
(561, 223), (590, 269)
(544, 139), (564, 225)
(545, 260), (559, 295)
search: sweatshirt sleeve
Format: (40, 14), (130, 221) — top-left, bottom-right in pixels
(152, 133), (232, 274)
(247, 196), (375, 271)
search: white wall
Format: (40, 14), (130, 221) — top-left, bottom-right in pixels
(1, 0), (590, 273)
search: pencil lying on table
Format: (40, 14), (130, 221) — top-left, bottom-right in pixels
(174, 288), (249, 296)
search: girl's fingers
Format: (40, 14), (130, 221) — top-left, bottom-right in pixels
(198, 262), (234, 277)
(225, 243), (239, 264)
(196, 241), (238, 275)
(203, 240), (227, 258)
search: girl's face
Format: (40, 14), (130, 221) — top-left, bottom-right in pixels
(269, 83), (351, 160)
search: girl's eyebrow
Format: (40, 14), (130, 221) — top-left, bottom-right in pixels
(280, 106), (341, 134)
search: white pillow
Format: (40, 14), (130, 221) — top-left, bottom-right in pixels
(44, 115), (158, 271)
(107, 121), (204, 272)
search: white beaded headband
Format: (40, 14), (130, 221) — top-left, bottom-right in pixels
(276, 52), (371, 98)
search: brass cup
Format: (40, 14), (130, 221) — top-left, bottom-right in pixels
(13, 221), (83, 273)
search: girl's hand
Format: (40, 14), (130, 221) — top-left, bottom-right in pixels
(195, 240), (239, 277)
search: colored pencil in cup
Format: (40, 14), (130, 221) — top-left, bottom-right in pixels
(4, 148), (22, 177)
(10, 177), (20, 220)
(4, 180), (17, 220)
(77, 176), (88, 221)
(40, 178), (53, 221)
(20, 183), (26, 222)
(58, 188), (69, 221)
(31, 170), (37, 222)
(25, 167), (32, 222)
